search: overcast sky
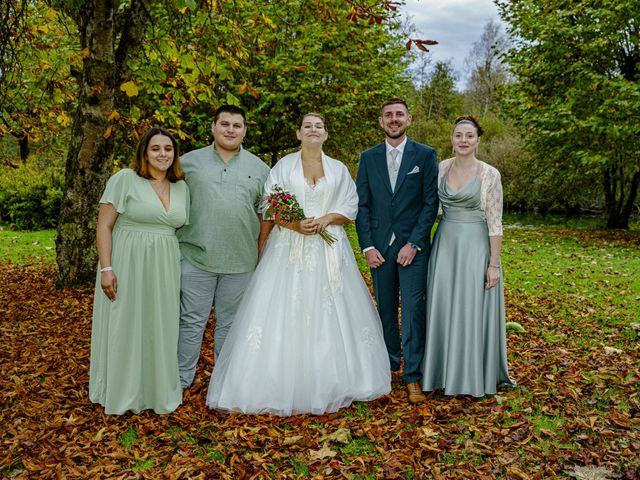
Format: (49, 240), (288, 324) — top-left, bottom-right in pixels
(401, 0), (505, 88)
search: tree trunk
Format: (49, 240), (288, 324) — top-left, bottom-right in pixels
(19, 135), (29, 162)
(56, 0), (150, 286)
(8, 130), (29, 161)
(603, 163), (640, 229)
(56, 1), (116, 286)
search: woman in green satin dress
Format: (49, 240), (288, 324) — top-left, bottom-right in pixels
(89, 128), (189, 414)
(420, 116), (515, 397)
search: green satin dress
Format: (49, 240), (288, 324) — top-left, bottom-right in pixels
(420, 171), (514, 397)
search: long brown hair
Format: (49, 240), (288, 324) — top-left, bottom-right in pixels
(133, 127), (185, 182)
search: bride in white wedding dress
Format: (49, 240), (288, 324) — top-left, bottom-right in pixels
(206, 113), (391, 416)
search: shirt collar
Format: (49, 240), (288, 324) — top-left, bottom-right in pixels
(385, 137), (407, 155)
(212, 142), (243, 162)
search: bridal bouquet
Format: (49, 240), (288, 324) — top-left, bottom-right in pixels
(261, 185), (337, 245)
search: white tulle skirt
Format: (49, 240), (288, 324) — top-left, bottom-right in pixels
(206, 227), (391, 416)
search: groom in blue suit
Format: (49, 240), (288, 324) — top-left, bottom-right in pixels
(356, 98), (439, 404)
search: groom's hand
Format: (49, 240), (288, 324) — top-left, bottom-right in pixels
(365, 248), (385, 269)
(397, 243), (417, 267)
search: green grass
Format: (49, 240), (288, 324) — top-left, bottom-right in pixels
(0, 227), (56, 264)
(339, 437), (377, 457)
(290, 457), (309, 476)
(501, 226), (639, 343)
(132, 457), (155, 472)
(2, 218), (639, 478)
(119, 426), (137, 449)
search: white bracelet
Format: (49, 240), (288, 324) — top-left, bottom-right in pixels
(100, 266), (113, 273)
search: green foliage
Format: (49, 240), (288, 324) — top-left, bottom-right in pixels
(408, 61), (465, 158)
(239, 1), (411, 167)
(505, 322), (525, 333)
(479, 116), (603, 213)
(497, 0), (640, 228)
(0, 159), (64, 229)
(0, 1), (79, 148)
(106, 0), (410, 169)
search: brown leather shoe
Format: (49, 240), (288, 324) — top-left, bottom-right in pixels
(406, 382), (427, 404)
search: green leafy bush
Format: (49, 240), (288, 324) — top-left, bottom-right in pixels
(0, 160), (64, 230)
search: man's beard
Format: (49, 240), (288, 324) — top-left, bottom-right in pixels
(384, 126), (406, 139)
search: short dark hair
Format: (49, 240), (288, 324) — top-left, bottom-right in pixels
(381, 98), (409, 114)
(453, 115), (484, 136)
(133, 127), (184, 182)
(213, 104), (246, 124)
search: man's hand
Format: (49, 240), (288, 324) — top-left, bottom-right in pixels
(365, 248), (385, 269)
(397, 243), (417, 267)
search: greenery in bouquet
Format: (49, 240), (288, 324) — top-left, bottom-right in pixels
(261, 185), (336, 245)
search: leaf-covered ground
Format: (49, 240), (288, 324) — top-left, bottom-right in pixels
(1, 227), (638, 479)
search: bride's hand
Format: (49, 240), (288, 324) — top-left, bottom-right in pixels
(310, 215), (331, 234)
(299, 218), (318, 235)
(287, 218), (316, 235)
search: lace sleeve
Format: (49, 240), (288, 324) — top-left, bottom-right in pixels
(481, 163), (503, 236)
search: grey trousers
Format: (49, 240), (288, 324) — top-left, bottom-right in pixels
(177, 257), (252, 388)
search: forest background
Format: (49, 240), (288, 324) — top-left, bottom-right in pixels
(1, 1), (639, 478)
(1, 0), (638, 286)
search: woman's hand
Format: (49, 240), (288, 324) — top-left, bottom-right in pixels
(309, 215), (331, 234)
(281, 218), (317, 235)
(485, 265), (500, 289)
(101, 270), (118, 301)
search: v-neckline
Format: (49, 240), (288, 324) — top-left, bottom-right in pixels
(446, 162), (479, 194)
(147, 178), (171, 213)
(305, 176), (324, 189)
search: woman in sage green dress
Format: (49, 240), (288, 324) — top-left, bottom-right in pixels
(89, 127), (189, 414)
(420, 116), (515, 397)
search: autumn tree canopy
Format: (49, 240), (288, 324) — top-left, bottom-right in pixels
(497, 0), (640, 229)
(37, 0), (412, 285)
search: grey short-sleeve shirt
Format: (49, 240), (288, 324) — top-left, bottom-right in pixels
(177, 144), (270, 273)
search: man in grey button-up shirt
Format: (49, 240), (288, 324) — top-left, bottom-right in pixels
(177, 105), (270, 389)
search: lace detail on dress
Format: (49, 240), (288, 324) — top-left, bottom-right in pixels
(361, 327), (376, 347)
(439, 158), (503, 236)
(246, 326), (262, 351)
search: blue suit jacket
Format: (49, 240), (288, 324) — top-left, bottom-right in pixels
(355, 138), (439, 255)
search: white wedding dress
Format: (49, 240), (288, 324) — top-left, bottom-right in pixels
(206, 155), (391, 416)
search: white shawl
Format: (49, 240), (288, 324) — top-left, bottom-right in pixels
(264, 151), (358, 291)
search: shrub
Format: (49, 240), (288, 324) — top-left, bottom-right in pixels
(0, 160), (64, 230)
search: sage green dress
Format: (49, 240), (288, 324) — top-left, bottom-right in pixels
(89, 169), (189, 414)
(420, 171), (514, 397)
